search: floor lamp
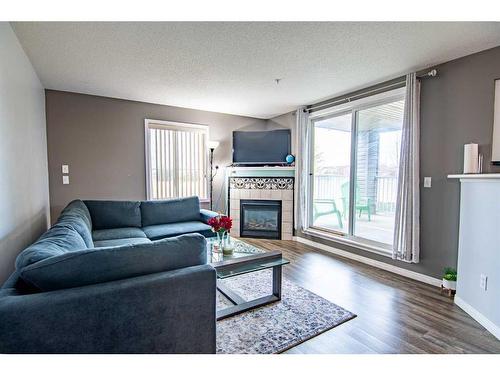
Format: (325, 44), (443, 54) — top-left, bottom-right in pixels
(208, 141), (220, 211)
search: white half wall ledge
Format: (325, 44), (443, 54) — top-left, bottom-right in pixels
(455, 296), (500, 340)
(447, 173), (500, 179)
(293, 236), (442, 287)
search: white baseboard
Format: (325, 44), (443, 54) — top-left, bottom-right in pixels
(293, 236), (442, 287)
(454, 296), (500, 340)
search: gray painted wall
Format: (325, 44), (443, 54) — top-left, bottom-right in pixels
(0, 23), (50, 284)
(276, 46), (500, 279)
(45, 90), (267, 220)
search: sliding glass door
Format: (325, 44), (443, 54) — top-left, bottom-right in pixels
(309, 89), (405, 250)
(353, 99), (404, 245)
(311, 112), (353, 234)
(311, 112), (352, 234)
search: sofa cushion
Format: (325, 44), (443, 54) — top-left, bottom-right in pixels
(57, 199), (94, 247)
(60, 199), (92, 230)
(92, 227), (147, 241)
(19, 233), (207, 292)
(15, 223), (87, 270)
(1, 270), (21, 289)
(140, 197), (201, 226)
(56, 199), (94, 248)
(199, 208), (219, 224)
(57, 214), (94, 248)
(93, 238), (151, 248)
(84, 200), (142, 230)
(143, 221), (214, 240)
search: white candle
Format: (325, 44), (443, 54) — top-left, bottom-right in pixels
(463, 143), (479, 174)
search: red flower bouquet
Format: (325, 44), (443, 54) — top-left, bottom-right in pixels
(207, 214), (233, 234)
(208, 214), (234, 254)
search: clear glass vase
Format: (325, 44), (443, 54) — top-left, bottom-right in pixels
(216, 231), (227, 251)
(222, 233), (234, 255)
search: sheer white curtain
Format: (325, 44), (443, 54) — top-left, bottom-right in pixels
(295, 107), (310, 231)
(393, 73), (420, 262)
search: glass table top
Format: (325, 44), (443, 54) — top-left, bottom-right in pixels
(206, 236), (289, 279)
(206, 236), (266, 263)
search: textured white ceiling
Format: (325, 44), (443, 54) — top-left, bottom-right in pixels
(12, 22), (500, 119)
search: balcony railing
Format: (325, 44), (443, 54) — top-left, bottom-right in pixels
(375, 176), (398, 212)
(313, 174), (348, 201)
(313, 174), (397, 213)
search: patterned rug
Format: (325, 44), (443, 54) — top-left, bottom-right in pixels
(216, 269), (356, 354)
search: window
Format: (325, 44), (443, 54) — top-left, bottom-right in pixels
(308, 88), (405, 252)
(145, 119), (208, 201)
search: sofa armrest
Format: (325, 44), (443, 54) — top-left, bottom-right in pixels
(200, 208), (219, 224)
(0, 265), (216, 353)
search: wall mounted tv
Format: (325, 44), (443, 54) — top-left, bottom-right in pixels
(232, 129), (291, 165)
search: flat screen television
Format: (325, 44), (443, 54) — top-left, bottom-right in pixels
(232, 129), (291, 165)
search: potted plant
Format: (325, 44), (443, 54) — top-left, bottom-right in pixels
(442, 267), (457, 291)
(207, 214), (233, 254)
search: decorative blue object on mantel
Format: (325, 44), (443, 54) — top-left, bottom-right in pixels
(285, 154), (295, 164)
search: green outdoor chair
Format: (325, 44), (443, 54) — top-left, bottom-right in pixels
(341, 182), (371, 221)
(312, 199), (343, 229)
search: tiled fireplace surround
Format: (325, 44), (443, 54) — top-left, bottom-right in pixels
(228, 177), (294, 240)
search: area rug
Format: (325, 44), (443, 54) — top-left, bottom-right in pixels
(216, 269), (356, 354)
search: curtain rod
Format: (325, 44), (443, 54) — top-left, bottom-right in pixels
(306, 69), (437, 113)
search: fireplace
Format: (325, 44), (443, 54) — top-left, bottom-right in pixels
(228, 176), (294, 240)
(240, 199), (282, 239)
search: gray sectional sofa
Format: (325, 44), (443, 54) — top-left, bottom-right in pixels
(0, 196), (219, 353)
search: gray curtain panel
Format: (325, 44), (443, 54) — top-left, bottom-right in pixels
(393, 73), (420, 263)
(295, 107), (310, 231)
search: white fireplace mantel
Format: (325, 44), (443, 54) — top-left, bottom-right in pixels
(228, 166), (295, 171)
(447, 173), (500, 181)
(226, 165), (295, 179)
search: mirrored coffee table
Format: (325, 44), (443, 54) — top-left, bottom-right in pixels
(206, 237), (289, 320)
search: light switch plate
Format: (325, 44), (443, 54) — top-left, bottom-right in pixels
(62, 175), (70, 185)
(424, 177), (432, 188)
(62, 164), (69, 174)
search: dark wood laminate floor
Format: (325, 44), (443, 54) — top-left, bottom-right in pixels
(243, 238), (500, 354)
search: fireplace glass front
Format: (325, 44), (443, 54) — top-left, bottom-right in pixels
(240, 199), (282, 239)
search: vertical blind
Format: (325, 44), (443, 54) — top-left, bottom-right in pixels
(146, 122), (208, 200)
